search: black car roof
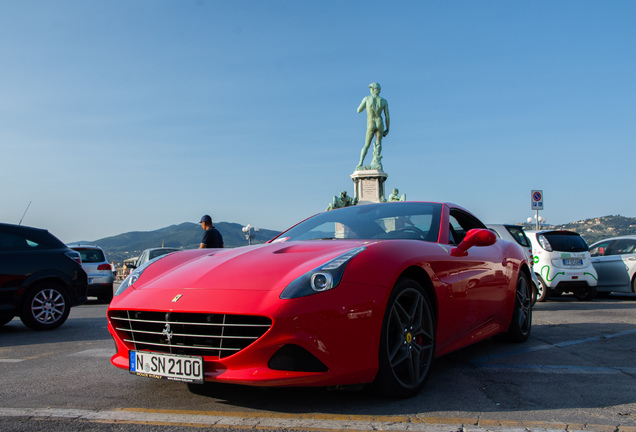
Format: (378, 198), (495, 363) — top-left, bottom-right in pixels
(0, 222), (66, 248)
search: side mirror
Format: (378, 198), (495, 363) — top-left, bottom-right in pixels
(451, 229), (497, 257)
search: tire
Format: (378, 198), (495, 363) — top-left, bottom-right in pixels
(574, 285), (596, 301)
(498, 272), (532, 343)
(535, 274), (549, 302)
(0, 313), (15, 326)
(20, 283), (71, 330)
(98, 286), (114, 304)
(632, 275), (636, 294)
(372, 278), (436, 398)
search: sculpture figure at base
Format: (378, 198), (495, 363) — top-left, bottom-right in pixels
(356, 82), (390, 171)
(327, 191), (358, 211)
(388, 188), (406, 202)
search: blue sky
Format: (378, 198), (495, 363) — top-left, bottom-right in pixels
(1, 1), (634, 243)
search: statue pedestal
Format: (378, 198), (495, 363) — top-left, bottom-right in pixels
(351, 169), (388, 204)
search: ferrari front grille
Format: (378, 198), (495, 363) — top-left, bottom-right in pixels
(109, 310), (272, 359)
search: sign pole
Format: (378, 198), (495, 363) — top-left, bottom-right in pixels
(531, 190), (544, 230)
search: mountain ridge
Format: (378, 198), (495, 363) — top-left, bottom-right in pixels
(81, 222), (281, 265)
(84, 215), (636, 266)
(530, 214), (636, 245)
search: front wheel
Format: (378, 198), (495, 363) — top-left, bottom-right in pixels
(498, 272), (532, 343)
(20, 283), (71, 330)
(372, 278), (436, 398)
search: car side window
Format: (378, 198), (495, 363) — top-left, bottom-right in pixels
(448, 210), (486, 245)
(612, 239), (636, 255)
(0, 231), (39, 250)
(590, 241), (612, 257)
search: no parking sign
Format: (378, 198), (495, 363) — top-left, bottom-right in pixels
(531, 190), (544, 210)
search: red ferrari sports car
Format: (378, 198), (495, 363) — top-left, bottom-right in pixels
(107, 201), (532, 398)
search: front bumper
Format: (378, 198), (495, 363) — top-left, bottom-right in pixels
(107, 282), (388, 388)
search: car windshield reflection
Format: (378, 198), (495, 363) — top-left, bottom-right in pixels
(278, 202), (442, 242)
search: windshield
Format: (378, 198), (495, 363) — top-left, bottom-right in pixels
(505, 225), (531, 248)
(275, 202), (442, 242)
(149, 249), (180, 260)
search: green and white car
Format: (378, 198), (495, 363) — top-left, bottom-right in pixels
(526, 230), (598, 302)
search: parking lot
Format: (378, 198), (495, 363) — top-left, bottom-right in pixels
(0, 292), (635, 432)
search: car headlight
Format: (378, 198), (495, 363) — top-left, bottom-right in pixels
(115, 255), (168, 296)
(280, 246), (366, 299)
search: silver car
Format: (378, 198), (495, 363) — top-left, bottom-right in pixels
(589, 235), (636, 295)
(68, 244), (114, 303)
(487, 224), (540, 304)
(133, 247), (181, 269)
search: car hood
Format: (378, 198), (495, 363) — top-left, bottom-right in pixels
(131, 240), (371, 293)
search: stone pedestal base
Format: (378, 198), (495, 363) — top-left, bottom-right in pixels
(351, 169), (388, 204)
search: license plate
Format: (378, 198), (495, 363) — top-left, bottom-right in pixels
(129, 351), (204, 384)
(563, 259), (583, 266)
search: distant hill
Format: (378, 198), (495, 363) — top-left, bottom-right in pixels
(84, 222), (281, 265)
(522, 215), (636, 245)
(85, 215), (636, 265)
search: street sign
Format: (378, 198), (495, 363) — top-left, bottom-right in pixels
(531, 190), (543, 210)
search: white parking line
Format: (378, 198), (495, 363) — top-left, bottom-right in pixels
(476, 364), (636, 374)
(1, 407), (633, 432)
(472, 327), (636, 365)
(69, 348), (113, 357)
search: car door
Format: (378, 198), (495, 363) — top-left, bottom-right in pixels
(601, 239), (636, 291)
(590, 240), (613, 289)
(447, 210), (508, 336)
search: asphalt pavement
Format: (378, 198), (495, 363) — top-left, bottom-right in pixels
(0, 292), (635, 432)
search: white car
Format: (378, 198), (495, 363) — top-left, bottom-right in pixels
(487, 224), (540, 304)
(589, 235), (636, 295)
(68, 243), (114, 303)
(525, 230), (597, 301)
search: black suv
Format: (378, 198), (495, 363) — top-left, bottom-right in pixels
(0, 223), (88, 330)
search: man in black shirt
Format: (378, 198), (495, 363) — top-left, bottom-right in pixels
(199, 215), (224, 248)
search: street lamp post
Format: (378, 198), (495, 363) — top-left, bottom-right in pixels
(529, 215), (546, 230)
(242, 224), (259, 245)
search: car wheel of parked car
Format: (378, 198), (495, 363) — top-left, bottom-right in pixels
(574, 285), (597, 301)
(372, 278), (435, 398)
(0, 313), (15, 326)
(497, 272), (532, 343)
(20, 283), (71, 330)
(98, 288), (113, 304)
(632, 275), (636, 293)
(535, 274), (549, 302)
